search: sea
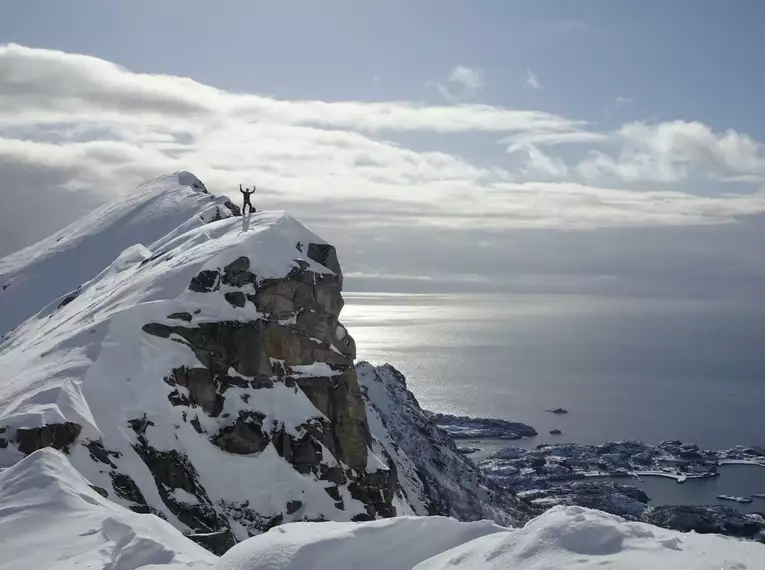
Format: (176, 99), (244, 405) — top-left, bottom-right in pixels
(343, 292), (765, 510)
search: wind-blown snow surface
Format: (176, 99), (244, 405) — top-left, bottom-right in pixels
(0, 171), (235, 336)
(0, 448), (215, 570)
(217, 506), (765, 570)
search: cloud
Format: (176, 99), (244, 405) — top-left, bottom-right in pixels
(507, 142), (569, 178)
(0, 44), (576, 135)
(1, 42), (765, 277)
(576, 120), (765, 182)
(501, 131), (610, 147)
(434, 65), (486, 103)
(525, 69), (543, 91)
(616, 96), (633, 107)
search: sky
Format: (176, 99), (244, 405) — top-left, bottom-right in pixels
(1, 1), (765, 298)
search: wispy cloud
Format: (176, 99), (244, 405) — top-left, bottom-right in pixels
(525, 69), (543, 91)
(616, 96), (633, 107)
(434, 65), (486, 103)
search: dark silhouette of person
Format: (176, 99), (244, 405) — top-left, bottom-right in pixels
(240, 184), (256, 214)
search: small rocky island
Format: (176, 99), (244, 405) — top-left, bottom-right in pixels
(426, 412), (537, 439)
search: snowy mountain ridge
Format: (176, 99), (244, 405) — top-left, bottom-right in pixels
(0, 171), (237, 337)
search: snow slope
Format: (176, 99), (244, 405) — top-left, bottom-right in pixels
(0, 448), (215, 570)
(0, 171), (238, 336)
(217, 506), (765, 570)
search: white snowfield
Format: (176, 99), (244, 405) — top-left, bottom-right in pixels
(0, 448), (216, 570)
(2, 450), (762, 570)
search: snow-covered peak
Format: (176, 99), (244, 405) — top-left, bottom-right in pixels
(0, 171), (238, 336)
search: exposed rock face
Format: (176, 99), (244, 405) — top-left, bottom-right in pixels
(356, 362), (535, 527)
(16, 422), (82, 454)
(128, 247), (396, 541)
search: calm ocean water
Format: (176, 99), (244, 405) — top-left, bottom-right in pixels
(343, 292), (765, 449)
(343, 292), (765, 507)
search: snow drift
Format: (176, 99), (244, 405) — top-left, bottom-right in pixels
(217, 506), (765, 570)
(0, 447), (215, 570)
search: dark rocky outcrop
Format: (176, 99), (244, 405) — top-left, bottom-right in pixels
(16, 422), (82, 454)
(212, 411), (269, 454)
(188, 270), (220, 293)
(168, 312), (193, 322)
(134, 247), (397, 544)
(188, 530), (237, 556)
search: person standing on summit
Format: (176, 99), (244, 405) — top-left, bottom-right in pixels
(240, 184), (256, 215)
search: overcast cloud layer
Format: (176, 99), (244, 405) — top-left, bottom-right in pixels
(1, 43), (764, 298)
